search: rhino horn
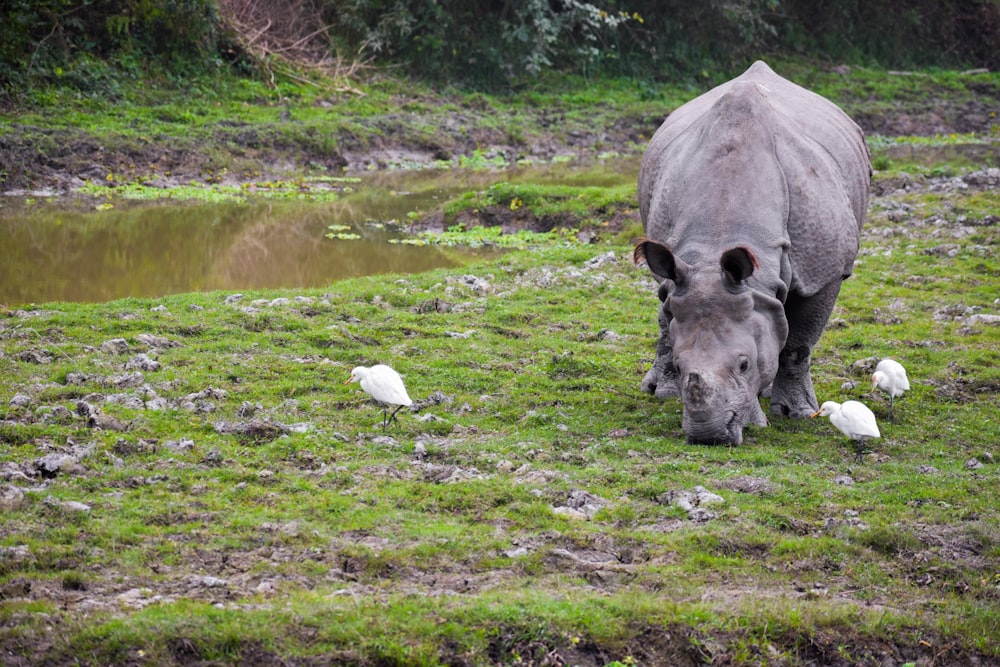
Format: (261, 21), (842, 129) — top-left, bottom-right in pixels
(685, 372), (710, 405)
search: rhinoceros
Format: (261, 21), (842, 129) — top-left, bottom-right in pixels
(634, 60), (871, 445)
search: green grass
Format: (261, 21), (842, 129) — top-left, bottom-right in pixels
(2, 161), (998, 663)
(2, 63), (1000, 665)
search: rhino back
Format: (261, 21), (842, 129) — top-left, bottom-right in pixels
(639, 61), (871, 296)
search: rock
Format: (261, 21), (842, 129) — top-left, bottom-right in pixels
(43, 496), (90, 512)
(65, 372), (89, 385)
(100, 338), (130, 354)
(35, 454), (84, 477)
(0, 545), (34, 564)
(9, 393), (31, 408)
(163, 438), (194, 454)
(834, 475), (855, 486)
(202, 448), (223, 465)
(688, 508), (717, 523)
(0, 579), (32, 599)
(76, 400), (129, 431)
(560, 489), (610, 519)
(966, 314), (1000, 326)
(191, 575), (228, 588)
(103, 393), (145, 409)
(449, 274), (492, 295)
(146, 397), (171, 411)
(692, 486), (725, 506)
(16, 349), (53, 364)
(717, 475), (777, 495)
(657, 486), (725, 521)
(413, 443), (428, 460)
(0, 463), (34, 483)
(918, 465), (939, 474)
(106, 372), (146, 388)
(965, 458), (983, 470)
(61, 500), (92, 512)
(136, 333), (180, 350)
(118, 587), (158, 608)
(125, 354), (161, 372)
(505, 547), (529, 558)
(852, 357), (879, 373)
(237, 402), (259, 418)
(0, 484), (26, 511)
(583, 251), (617, 268)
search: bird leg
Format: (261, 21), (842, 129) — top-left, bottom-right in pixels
(376, 404), (405, 430)
(854, 436), (868, 463)
(388, 405), (405, 426)
(887, 396), (896, 422)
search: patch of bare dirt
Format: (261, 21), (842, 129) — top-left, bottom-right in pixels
(3, 92), (995, 194)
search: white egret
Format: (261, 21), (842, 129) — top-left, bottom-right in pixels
(871, 358), (909, 420)
(811, 400), (880, 462)
(344, 364), (413, 429)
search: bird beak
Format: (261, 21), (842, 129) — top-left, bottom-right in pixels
(342, 377), (353, 385)
(809, 410), (821, 418)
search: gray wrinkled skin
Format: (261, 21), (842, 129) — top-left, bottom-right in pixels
(635, 61), (871, 445)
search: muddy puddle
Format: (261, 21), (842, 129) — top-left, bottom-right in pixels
(0, 157), (639, 305)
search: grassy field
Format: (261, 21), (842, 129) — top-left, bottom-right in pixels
(2, 64), (1000, 666)
(3, 58), (999, 191)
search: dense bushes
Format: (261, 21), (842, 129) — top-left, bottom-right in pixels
(774, 0), (1000, 70)
(1, 0), (998, 94)
(0, 0), (223, 90)
(325, 0), (1000, 84)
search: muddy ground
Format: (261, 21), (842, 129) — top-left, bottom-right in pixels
(1, 88), (997, 195)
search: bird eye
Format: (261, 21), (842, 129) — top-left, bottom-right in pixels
(738, 356), (750, 373)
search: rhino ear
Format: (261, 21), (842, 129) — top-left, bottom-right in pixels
(634, 238), (687, 283)
(720, 246), (759, 286)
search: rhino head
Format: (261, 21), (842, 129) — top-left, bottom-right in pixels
(635, 239), (788, 445)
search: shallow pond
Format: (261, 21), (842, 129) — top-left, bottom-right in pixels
(0, 158), (639, 305)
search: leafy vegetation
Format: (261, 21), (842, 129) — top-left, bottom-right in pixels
(2, 0), (998, 97)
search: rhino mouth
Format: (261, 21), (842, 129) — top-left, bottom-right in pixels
(686, 411), (744, 445)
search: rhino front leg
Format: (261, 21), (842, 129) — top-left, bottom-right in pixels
(641, 300), (680, 398)
(770, 280), (844, 418)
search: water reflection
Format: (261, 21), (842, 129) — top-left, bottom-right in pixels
(0, 198), (481, 305)
(0, 157), (640, 306)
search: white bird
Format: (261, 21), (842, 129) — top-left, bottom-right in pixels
(344, 364), (413, 429)
(871, 358), (909, 420)
(811, 400), (881, 462)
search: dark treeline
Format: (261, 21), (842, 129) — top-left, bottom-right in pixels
(1, 0), (998, 93)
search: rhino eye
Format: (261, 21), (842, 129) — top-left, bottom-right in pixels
(738, 356), (750, 373)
